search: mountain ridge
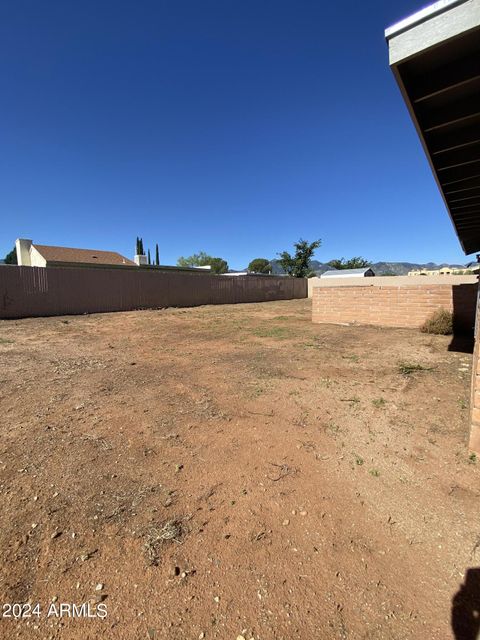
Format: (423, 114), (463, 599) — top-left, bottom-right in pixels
(266, 259), (469, 276)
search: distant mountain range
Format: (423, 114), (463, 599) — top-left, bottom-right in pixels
(267, 259), (468, 276)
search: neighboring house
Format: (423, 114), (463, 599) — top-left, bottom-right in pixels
(222, 271), (249, 276)
(15, 239), (134, 267)
(221, 271), (279, 277)
(408, 267), (478, 276)
(321, 268), (375, 278)
(466, 263), (480, 275)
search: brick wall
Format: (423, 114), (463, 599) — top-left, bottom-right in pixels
(308, 274), (478, 297)
(312, 283), (477, 331)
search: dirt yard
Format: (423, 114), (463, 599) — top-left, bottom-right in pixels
(0, 299), (478, 639)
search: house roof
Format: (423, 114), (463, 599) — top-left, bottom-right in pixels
(33, 244), (134, 266)
(322, 268), (375, 277)
(386, 0), (480, 254)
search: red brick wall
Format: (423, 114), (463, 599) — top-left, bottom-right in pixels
(312, 283), (477, 331)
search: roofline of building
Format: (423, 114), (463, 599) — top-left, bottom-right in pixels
(386, 0), (480, 254)
(44, 261), (216, 272)
(322, 268), (374, 274)
(385, 0), (469, 40)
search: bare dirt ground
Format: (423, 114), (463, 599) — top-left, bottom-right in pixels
(0, 299), (478, 640)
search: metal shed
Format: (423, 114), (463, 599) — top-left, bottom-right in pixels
(321, 268), (375, 278)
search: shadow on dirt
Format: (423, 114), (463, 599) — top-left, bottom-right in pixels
(452, 567), (480, 640)
(448, 335), (474, 354)
(448, 284), (477, 354)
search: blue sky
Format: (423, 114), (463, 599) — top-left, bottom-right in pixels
(0, 0), (472, 268)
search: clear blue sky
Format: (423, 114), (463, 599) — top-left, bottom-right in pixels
(0, 0), (472, 268)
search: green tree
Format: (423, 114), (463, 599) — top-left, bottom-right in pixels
(147, 249), (151, 265)
(208, 257), (229, 274)
(327, 258), (345, 270)
(136, 237), (145, 255)
(177, 251), (210, 268)
(328, 257), (371, 270)
(278, 238), (321, 278)
(247, 258), (271, 274)
(155, 243), (160, 266)
(177, 251), (229, 274)
(4, 246), (17, 265)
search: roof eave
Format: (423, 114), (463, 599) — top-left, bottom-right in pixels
(386, 0), (480, 255)
(385, 0), (470, 41)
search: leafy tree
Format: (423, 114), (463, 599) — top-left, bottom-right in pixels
(248, 258), (271, 274)
(327, 258), (345, 270)
(278, 238), (321, 278)
(155, 243), (160, 266)
(136, 237), (145, 255)
(177, 251), (229, 274)
(177, 251), (210, 268)
(4, 246), (17, 264)
(147, 249), (151, 265)
(327, 257), (371, 270)
(346, 257), (370, 268)
(208, 257), (229, 274)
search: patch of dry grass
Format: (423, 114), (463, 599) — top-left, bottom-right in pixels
(144, 519), (185, 565)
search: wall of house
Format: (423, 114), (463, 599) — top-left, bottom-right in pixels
(29, 246), (47, 267)
(0, 265), (307, 319)
(15, 239), (32, 266)
(308, 274), (478, 297)
(470, 290), (480, 454)
(312, 282), (478, 332)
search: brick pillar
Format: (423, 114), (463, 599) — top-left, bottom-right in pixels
(470, 284), (480, 453)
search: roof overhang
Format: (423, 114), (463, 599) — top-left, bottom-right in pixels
(386, 0), (480, 254)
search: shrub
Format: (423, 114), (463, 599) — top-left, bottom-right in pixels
(420, 308), (453, 335)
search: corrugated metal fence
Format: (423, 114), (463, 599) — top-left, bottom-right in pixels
(0, 265), (307, 319)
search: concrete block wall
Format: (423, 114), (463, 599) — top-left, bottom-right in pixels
(312, 283), (477, 331)
(308, 274), (478, 297)
(0, 265), (307, 319)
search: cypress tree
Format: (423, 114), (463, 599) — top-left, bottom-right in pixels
(4, 247), (17, 265)
(148, 249), (151, 265)
(155, 243), (159, 266)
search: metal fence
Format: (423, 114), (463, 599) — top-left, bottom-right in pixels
(0, 265), (307, 319)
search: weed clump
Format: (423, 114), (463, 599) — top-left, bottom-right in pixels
(144, 519), (185, 565)
(253, 326), (291, 339)
(398, 362), (432, 376)
(420, 308), (453, 335)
